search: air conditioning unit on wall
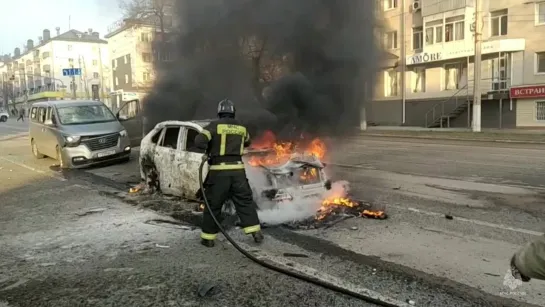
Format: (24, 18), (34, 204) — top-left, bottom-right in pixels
(411, 0), (421, 12)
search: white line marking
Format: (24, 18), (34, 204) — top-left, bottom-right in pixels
(0, 157), (66, 181)
(391, 205), (544, 237)
(236, 242), (412, 307)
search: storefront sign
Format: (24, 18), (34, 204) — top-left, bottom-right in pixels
(408, 52), (442, 65)
(510, 85), (545, 99)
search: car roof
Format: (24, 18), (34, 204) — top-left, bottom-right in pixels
(192, 119), (213, 127)
(33, 100), (105, 107)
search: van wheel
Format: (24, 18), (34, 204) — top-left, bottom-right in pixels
(56, 146), (67, 169)
(31, 139), (45, 159)
(0, 116), (7, 122)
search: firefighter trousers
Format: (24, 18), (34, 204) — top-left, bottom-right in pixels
(200, 169), (261, 241)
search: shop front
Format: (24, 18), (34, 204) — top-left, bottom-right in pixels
(511, 84), (545, 128)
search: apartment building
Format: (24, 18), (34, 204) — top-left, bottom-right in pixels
(0, 28), (111, 110)
(105, 17), (174, 112)
(370, 0), (545, 129)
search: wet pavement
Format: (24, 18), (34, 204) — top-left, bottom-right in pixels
(1, 128), (545, 306)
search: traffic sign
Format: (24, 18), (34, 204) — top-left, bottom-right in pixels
(62, 68), (81, 76)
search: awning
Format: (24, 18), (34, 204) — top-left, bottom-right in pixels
(380, 51), (399, 68)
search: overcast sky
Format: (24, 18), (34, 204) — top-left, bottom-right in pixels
(0, 0), (121, 55)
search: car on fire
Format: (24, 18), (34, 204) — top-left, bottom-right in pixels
(138, 120), (332, 206)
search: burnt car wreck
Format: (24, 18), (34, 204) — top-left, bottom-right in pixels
(132, 121), (387, 228)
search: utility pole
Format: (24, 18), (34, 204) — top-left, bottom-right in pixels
(472, 0), (483, 132)
(98, 45), (106, 102)
(70, 59), (76, 99)
(400, 0), (407, 124)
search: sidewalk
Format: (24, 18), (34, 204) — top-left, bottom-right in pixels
(358, 127), (545, 144)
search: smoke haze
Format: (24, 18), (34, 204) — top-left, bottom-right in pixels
(144, 0), (378, 138)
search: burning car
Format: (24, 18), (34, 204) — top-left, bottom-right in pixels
(137, 120), (387, 227)
(138, 120), (330, 204)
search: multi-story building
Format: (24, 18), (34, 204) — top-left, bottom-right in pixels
(0, 28), (111, 110)
(371, 0), (545, 129)
(105, 17), (174, 112)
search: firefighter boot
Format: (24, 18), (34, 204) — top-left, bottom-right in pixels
(252, 231), (264, 244)
(201, 239), (215, 248)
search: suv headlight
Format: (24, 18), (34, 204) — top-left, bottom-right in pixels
(119, 130), (128, 137)
(64, 135), (81, 146)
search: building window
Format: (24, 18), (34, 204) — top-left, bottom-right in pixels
(142, 52), (152, 63)
(491, 9), (508, 36)
(68, 45), (72, 51)
(115, 77), (119, 86)
(536, 101), (545, 120)
(425, 20), (443, 45)
(124, 55), (129, 64)
(384, 69), (399, 97)
(444, 62), (468, 90)
(445, 16), (464, 42)
(141, 32), (151, 42)
(93, 72), (99, 78)
(536, 52), (545, 74)
(384, 31), (398, 49)
(385, 0), (398, 10)
(411, 67), (426, 93)
(92, 59), (98, 66)
(125, 74), (129, 83)
(490, 54), (508, 90)
(143, 72), (151, 81)
(412, 27), (423, 50)
(536, 2), (545, 25)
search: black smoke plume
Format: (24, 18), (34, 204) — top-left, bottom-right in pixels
(143, 0), (377, 138)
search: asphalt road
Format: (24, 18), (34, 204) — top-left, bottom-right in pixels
(0, 119), (27, 139)
(1, 124), (544, 307)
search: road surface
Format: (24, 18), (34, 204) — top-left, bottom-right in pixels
(0, 120), (27, 139)
(0, 124), (542, 306)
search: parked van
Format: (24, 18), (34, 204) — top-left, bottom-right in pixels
(29, 100), (132, 169)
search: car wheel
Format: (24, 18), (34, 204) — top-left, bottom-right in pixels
(31, 139), (45, 159)
(56, 145), (67, 169)
(0, 116), (6, 122)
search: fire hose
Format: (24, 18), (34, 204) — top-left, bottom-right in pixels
(198, 157), (401, 307)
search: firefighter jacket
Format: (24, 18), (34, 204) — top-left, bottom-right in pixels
(513, 234), (545, 280)
(195, 117), (251, 170)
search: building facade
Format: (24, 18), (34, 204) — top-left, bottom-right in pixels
(0, 28), (111, 110)
(105, 18), (174, 112)
(371, 0), (545, 129)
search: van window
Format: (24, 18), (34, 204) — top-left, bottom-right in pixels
(38, 107), (46, 123)
(46, 107), (52, 120)
(151, 130), (162, 144)
(159, 127), (180, 149)
(30, 107), (37, 120)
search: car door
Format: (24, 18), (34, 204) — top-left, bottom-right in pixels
(41, 106), (59, 157)
(175, 125), (208, 200)
(117, 99), (143, 147)
(153, 125), (182, 195)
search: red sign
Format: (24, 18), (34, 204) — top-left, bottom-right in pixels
(510, 85), (545, 99)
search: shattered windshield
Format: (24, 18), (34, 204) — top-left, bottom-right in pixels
(57, 105), (116, 125)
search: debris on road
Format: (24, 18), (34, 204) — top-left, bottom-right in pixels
(282, 253), (309, 258)
(155, 243), (170, 249)
(129, 183), (145, 193)
(145, 219), (196, 230)
(75, 208), (107, 217)
(197, 282), (220, 297)
(445, 214), (454, 220)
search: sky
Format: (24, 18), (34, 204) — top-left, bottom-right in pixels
(0, 0), (122, 55)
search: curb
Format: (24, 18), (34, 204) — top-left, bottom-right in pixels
(356, 133), (545, 145)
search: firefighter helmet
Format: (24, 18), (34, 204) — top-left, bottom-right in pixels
(217, 99), (236, 117)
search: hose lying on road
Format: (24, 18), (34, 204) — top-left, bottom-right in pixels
(198, 158), (401, 307)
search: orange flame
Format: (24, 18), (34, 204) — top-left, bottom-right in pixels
(316, 195), (386, 220)
(248, 130), (326, 167)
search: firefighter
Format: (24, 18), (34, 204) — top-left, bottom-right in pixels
(510, 234), (545, 281)
(194, 99), (264, 247)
